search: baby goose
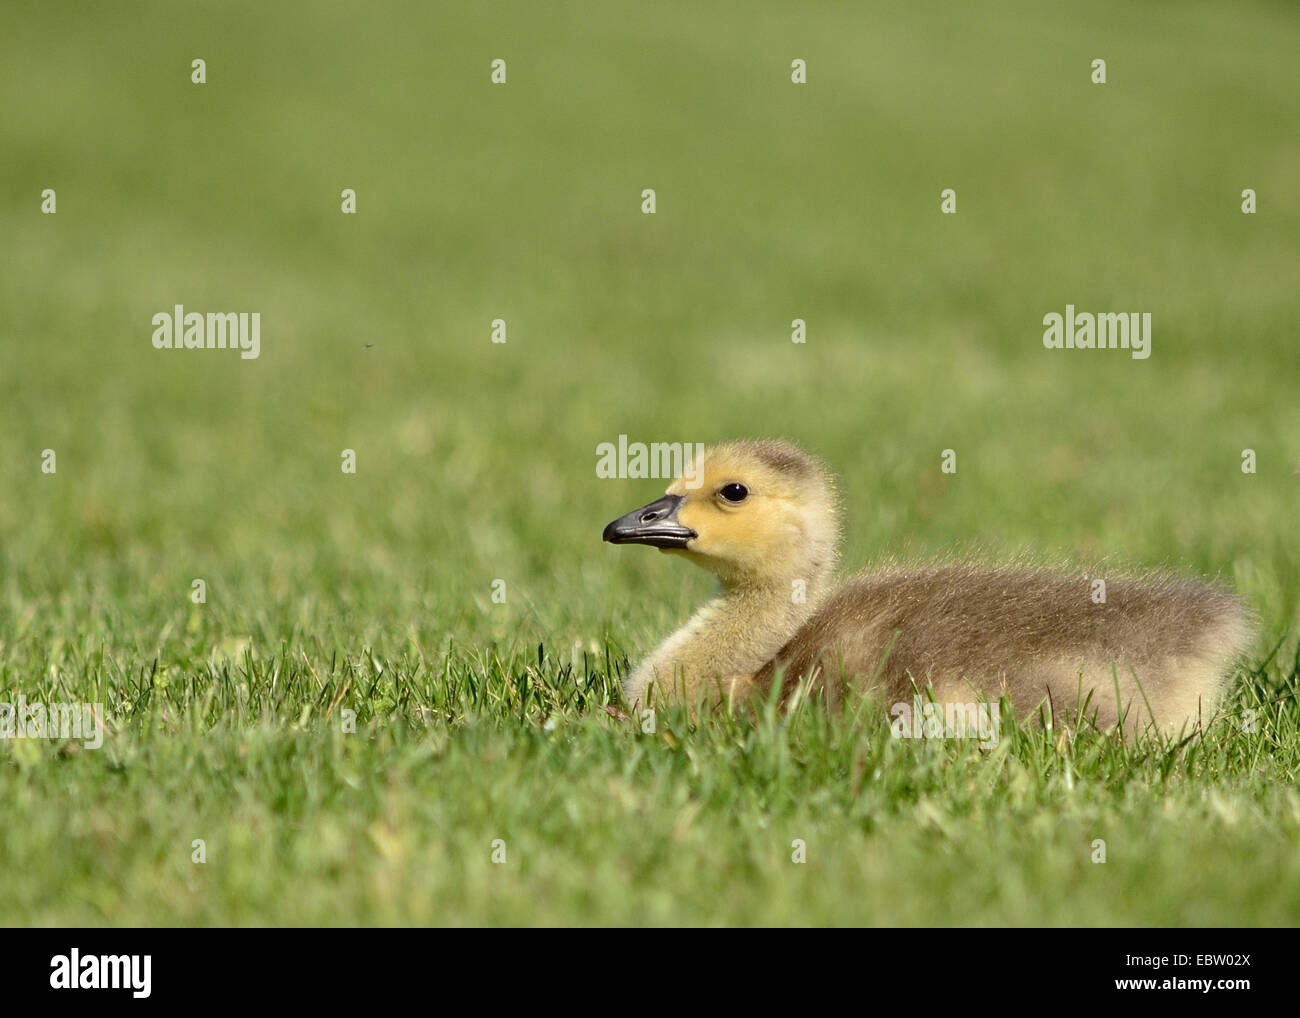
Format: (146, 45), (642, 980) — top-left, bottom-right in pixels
(603, 439), (1253, 735)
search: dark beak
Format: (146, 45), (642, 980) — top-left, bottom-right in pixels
(602, 494), (697, 549)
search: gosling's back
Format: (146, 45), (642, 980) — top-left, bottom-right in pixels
(758, 564), (1252, 733)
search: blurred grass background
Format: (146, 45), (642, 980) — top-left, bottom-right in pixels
(1, 0), (1297, 925)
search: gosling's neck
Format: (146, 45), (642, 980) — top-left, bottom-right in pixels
(624, 565), (832, 709)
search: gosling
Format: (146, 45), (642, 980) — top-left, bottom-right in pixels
(602, 439), (1253, 735)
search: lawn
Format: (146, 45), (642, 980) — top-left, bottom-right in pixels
(1, 0), (1297, 925)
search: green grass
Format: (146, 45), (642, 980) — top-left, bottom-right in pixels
(1, 0), (1297, 925)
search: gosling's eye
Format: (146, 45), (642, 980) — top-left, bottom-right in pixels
(718, 483), (749, 504)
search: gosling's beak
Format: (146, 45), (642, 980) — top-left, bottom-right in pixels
(602, 494), (697, 549)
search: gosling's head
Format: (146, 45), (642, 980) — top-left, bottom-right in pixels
(602, 439), (840, 587)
